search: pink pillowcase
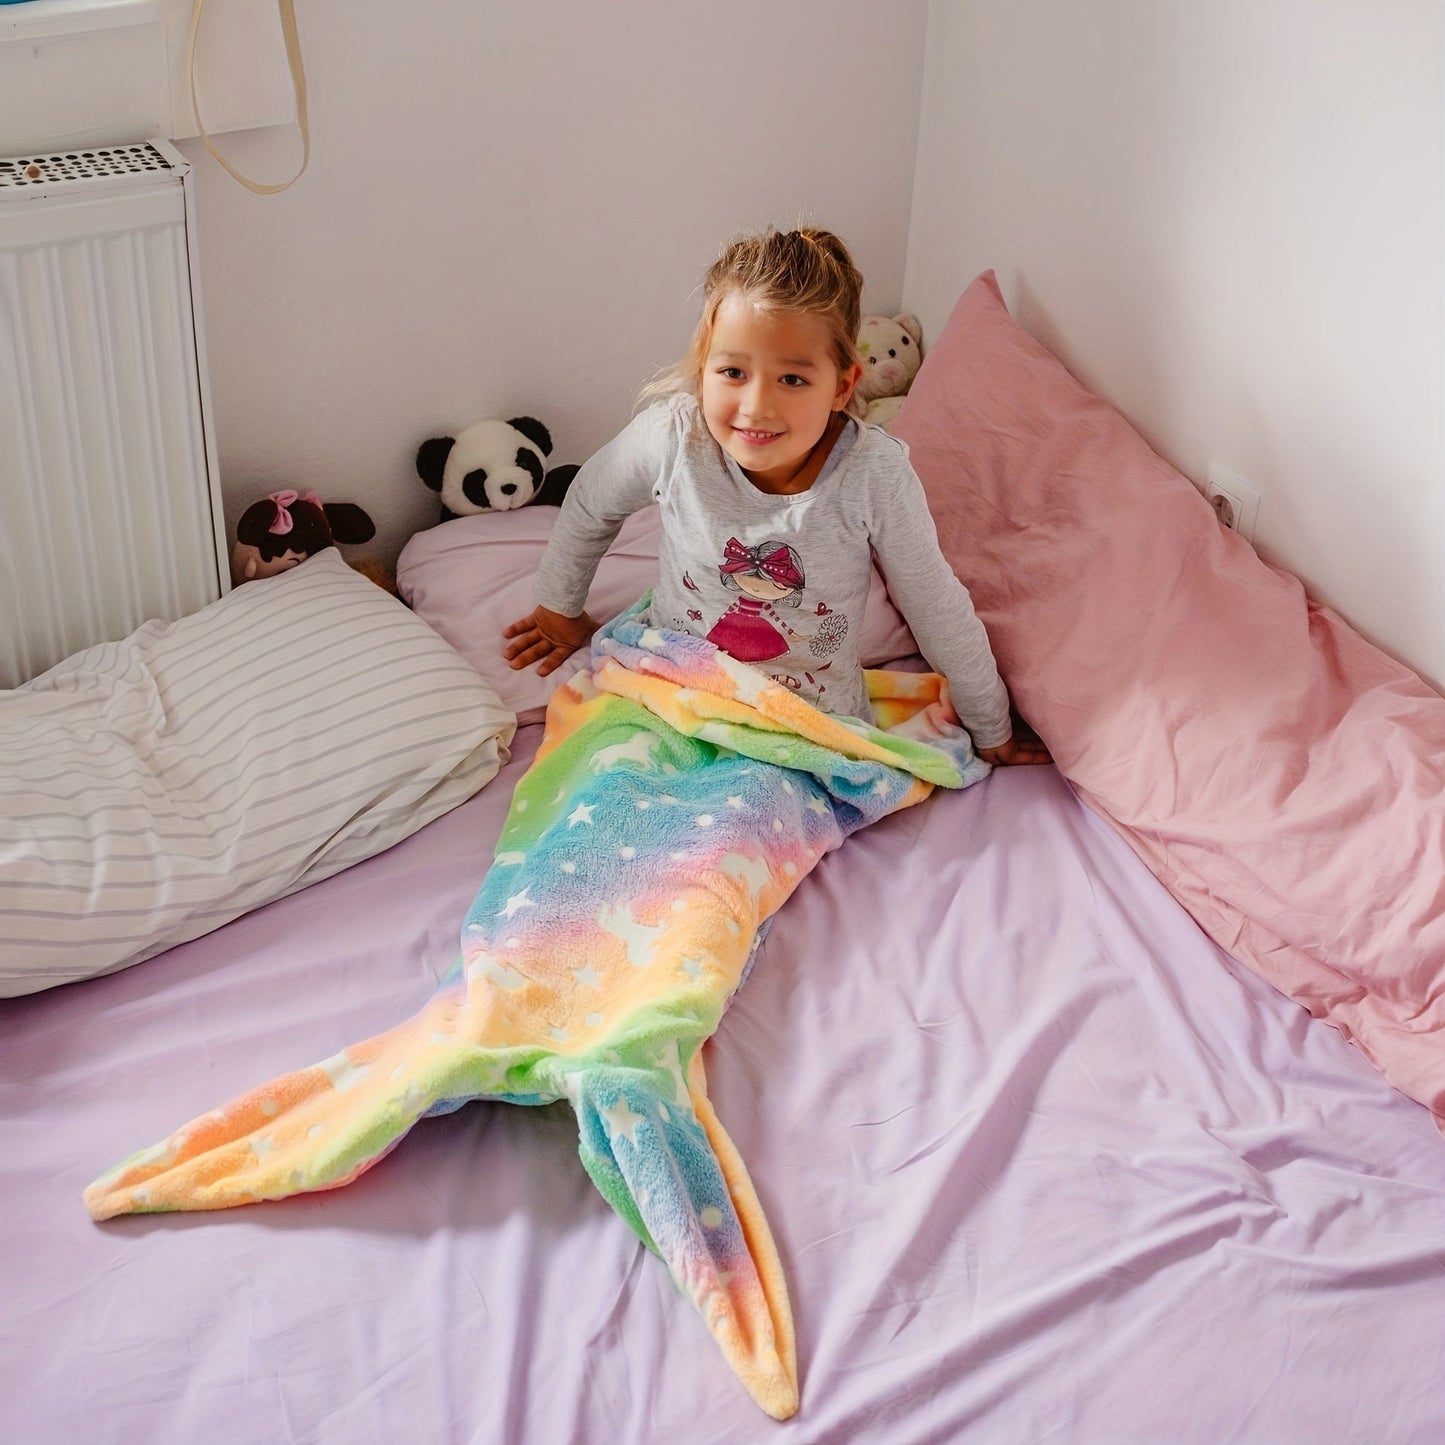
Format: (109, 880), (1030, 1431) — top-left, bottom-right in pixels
(398, 506), (918, 727)
(894, 271), (1445, 1122)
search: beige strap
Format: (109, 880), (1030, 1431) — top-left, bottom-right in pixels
(187, 0), (310, 196)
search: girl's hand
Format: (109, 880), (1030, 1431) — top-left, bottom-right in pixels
(503, 606), (600, 675)
(978, 733), (1053, 767)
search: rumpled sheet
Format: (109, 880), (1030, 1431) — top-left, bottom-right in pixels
(8, 732), (1445, 1441)
(83, 606), (988, 1419)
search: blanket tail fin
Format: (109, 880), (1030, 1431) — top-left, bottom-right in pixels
(83, 981), (521, 1220)
(569, 1051), (799, 1421)
(685, 1048), (798, 1401)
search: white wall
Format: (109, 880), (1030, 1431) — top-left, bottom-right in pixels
(905, 0), (1445, 688)
(176, 0), (929, 565)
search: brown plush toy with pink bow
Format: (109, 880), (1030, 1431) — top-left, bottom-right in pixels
(230, 490), (378, 587)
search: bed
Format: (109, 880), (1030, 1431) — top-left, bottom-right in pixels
(5, 273), (1445, 1443)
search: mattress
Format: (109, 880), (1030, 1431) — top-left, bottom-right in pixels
(4, 720), (1445, 1443)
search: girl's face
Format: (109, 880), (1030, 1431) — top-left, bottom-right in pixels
(700, 293), (862, 494)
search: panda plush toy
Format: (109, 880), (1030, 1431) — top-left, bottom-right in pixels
(415, 416), (579, 521)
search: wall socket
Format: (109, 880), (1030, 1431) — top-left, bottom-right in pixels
(1204, 462), (1261, 542)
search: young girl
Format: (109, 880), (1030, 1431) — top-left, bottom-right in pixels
(503, 227), (1049, 766)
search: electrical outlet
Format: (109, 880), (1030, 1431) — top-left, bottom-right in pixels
(1205, 462), (1261, 542)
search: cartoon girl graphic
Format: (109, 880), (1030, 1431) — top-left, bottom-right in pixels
(706, 537), (807, 663)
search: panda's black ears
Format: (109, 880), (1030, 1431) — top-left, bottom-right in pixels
(415, 436), (456, 491)
(507, 416), (553, 457)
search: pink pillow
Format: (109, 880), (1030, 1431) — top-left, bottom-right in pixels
(894, 271), (1445, 1121)
(398, 506), (918, 727)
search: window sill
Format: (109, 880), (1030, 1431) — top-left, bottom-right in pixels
(0, 0), (292, 156)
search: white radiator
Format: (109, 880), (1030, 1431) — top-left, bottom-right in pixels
(0, 137), (227, 689)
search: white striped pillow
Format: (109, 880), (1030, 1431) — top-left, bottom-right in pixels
(0, 550), (515, 996)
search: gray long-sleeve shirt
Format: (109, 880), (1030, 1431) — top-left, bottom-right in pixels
(534, 394), (1012, 747)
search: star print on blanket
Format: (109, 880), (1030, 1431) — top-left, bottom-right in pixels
(83, 600), (990, 1420)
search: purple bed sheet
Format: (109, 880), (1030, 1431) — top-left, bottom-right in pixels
(4, 723), (1445, 1444)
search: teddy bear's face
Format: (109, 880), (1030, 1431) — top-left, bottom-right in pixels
(856, 314), (922, 404)
(443, 419), (547, 512)
(417, 416), (577, 520)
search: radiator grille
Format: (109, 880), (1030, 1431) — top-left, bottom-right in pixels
(0, 139), (225, 688)
(0, 142), (175, 194)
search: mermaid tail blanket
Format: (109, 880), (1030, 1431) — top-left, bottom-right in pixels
(84, 604), (990, 1419)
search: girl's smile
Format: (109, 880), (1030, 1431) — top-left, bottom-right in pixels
(700, 294), (862, 494)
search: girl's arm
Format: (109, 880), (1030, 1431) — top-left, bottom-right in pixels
(870, 467), (1050, 766)
(504, 406), (670, 674)
(502, 604), (604, 676)
(976, 732), (1052, 767)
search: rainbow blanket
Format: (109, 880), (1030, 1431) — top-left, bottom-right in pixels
(84, 604), (990, 1419)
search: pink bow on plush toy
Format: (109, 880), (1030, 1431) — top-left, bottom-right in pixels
(267, 489), (324, 536)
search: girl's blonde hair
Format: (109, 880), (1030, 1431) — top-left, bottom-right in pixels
(639, 227), (866, 417)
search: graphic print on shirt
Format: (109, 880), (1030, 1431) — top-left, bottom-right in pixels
(703, 537), (848, 666)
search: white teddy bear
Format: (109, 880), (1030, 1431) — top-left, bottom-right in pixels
(855, 313), (923, 430)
